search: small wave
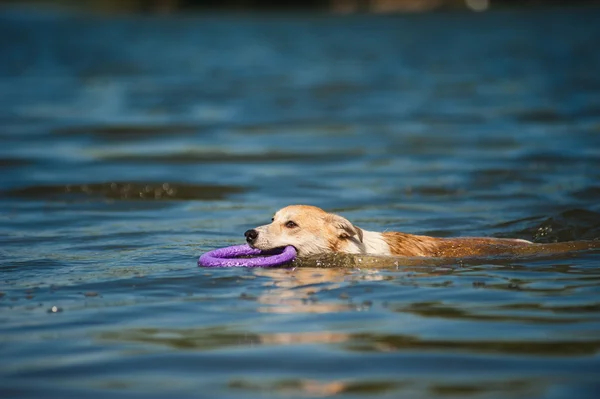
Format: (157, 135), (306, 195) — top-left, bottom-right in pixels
(1, 181), (246, 201)
(52, 124), (201, 142)
(496, 209), (600, 243)
(101, 150), (361, 164)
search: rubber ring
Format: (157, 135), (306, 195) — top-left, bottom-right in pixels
(198, 244), (297, 267)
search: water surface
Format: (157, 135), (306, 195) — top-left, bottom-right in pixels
(1, 6), (600, 399)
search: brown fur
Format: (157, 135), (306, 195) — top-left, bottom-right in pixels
(382, 233), (533, 257)
(381, 232), (440, 256)
(382, 233), (599, 258)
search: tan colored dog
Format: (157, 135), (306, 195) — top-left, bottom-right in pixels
(245, 205), (597, 258)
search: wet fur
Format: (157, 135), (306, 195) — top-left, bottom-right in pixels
(248, 205), (598, 258)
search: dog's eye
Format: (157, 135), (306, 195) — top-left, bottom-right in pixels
(271, 217), (274, 222)
(285, 221), (298, 229)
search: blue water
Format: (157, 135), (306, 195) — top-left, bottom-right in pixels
(1, 6), (600, 398)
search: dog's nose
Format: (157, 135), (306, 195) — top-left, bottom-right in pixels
(244, 229), (258, 243)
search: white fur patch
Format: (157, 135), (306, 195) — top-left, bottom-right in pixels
(343, 230), (391, 256)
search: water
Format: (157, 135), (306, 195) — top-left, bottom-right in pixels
(1, 6), (600, 398)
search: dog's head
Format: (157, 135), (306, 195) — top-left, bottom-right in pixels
(244, 205), (363, 257)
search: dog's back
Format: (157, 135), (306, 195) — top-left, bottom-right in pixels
(389, 234), (599, 258)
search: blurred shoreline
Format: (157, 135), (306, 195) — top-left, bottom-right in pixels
(1, 0), (600, 14)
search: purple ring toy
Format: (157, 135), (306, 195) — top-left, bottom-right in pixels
(198, 244), (297, 267)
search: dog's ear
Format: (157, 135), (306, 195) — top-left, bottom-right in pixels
(329, 214), (363, 243)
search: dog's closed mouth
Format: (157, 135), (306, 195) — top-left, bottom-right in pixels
(246, 242), (289, 253)
(260, 246), (295, 255)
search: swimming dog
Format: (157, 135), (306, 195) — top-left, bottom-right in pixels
(244, 205), (597, 258)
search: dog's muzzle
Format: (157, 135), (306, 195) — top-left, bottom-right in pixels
(244, 229), (258, 244)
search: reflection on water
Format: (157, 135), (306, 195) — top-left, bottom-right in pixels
(100, 325), (600, 358)
(1, 5), (600, 399)
(229, 378), (397, 397)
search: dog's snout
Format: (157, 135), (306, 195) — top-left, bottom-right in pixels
(245, 229), (258, 243)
